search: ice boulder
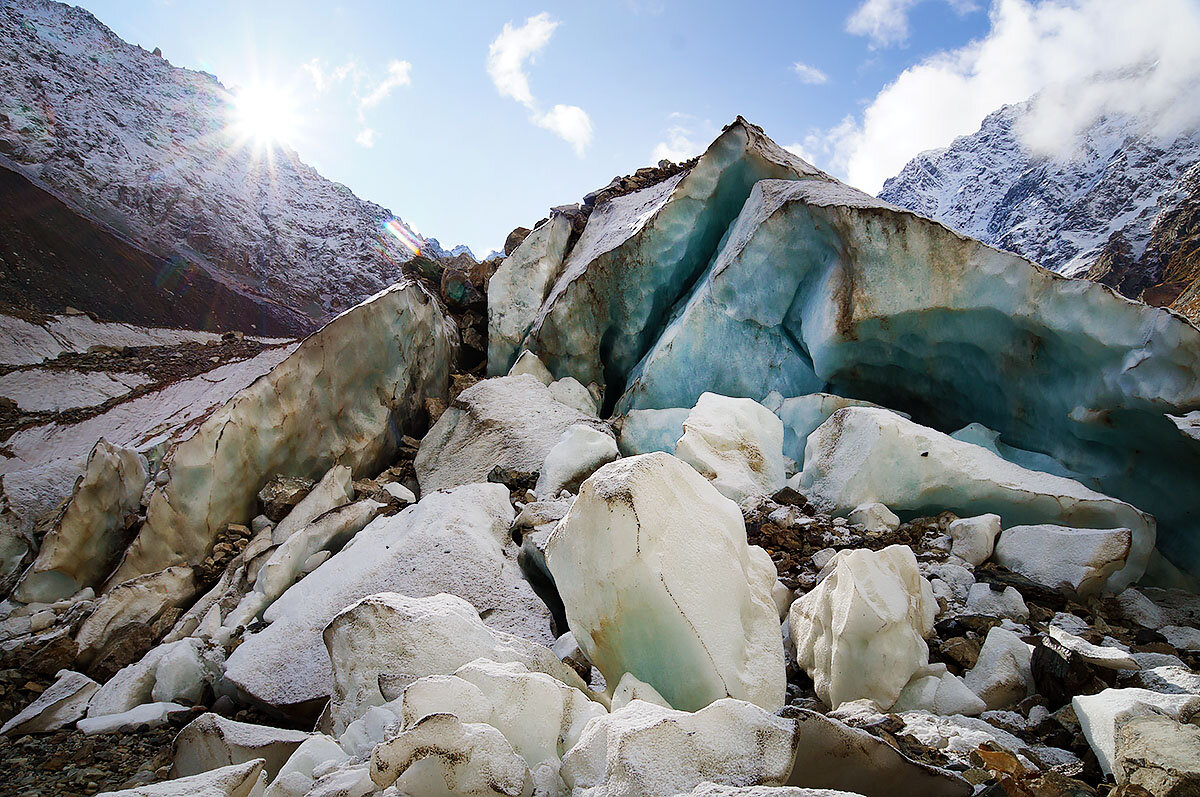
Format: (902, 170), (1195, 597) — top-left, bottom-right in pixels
(97, 759), (265, 796)
(534, 423), (619, 499)
(947, 514), (1001, 566)
(267, 465), (353, 545)
(675, 393), (786, 504)
(507, 349), (554, 385)
(14, 439), (147, 603)
(397, 658), (606, 771)
(798, 408), (1154, 593)
(74, 565), (196, 669)
(108, 281), (455, 585)
(773, 394), (898, 466)
(415, 374), (607, 493)
(994, 524), (1133, 597)
(964, 627), (1034, 710)
(322, 592), (590, 735)
(788, 545), (936, 710)
(525, 117), (830, 405)
(546, 453), (785, 711)
(892, 667), (986, 716)
(224, 484), (556, 717)
(488, 212), (573, 375)
(614, 407), (690, 456)
(172, 713), (311, 780)
(0, 669), (98, 735)
(1073, 687), (1200, 775)
(370, 712), (530, 795)
(560, 698), (800, 796)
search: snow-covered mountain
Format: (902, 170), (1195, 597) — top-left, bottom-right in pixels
(879, 97), (1200, 278)
(0, 0), (449, 328)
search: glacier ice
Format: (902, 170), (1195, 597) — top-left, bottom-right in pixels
(321, 592), (589, 735)
(525, 118), (830, 408)
(109, 282), (454, 587)
(487, 212), (573, 375)
(224, 484), (557, 717)
(994, 524), (1133, 597)
(675, 393), (786, 504)
(172, 713), (311, 780)
(799, 407), (1154, 593)
(513, 145), (1200, 580)
(13, 439), (147, 604)
(546, 453), (784, 712)
(787, 545), (936, 710)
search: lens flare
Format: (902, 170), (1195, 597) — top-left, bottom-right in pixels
(384, 217), (422, 256)
(228, 81), (301, 152)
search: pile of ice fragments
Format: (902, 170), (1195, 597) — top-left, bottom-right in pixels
(2, 118), (1200, 796)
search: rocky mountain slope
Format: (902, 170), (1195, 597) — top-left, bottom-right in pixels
(0, 0), (441, 330)
(0, 117), (1198, 796)
(879, 95), (1200, 291)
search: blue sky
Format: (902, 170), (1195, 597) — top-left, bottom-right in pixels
(74, 0), (1200, 256)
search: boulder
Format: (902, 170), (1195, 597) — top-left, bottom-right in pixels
(256, 476), (315, 524)
(74, 565), (196, 668)
(891, 668), (986, 716)
(788, 545), (936, 710)
(786, 708), (971, 796)
(964, 627), (1033, 710)
(488, 213), (572, 375)
(1074, 687), (1200, 775)
(994, 523), (1132, 597)
(77, 701), (189, 734)
(546, 453), (785, 711)
(560, 698), (799, 796)
(172, 713), (311, 780)
(534, 424), (619, 499)
(845, 502), (899, 534)
(675, 393), (786, 504)
(507, 350), (554, 385)
(1114, 712), (1200, 794)
(798, 408), (1153, 593)
(13, 439), (147, 603)
(549, 376), (600, 416)
(97, 759), (266, 797)
(369, 712), (530, 796)
(267, 465), (353, 545)
(224, 485), (556, 717)
(322, 592), (589, 735)
(107, 282), (454, 585)
(415, 375), (606, 493)
(681, 787), (864, 797)
(965, 583), (1028, 620)
(263, 735), (348, 797)
(0, 669), (98, 734)
(947, 514), (1001, 566)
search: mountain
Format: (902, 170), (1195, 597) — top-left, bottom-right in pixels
(878, 96), (1200, 287)
(0, 0), (438, 329)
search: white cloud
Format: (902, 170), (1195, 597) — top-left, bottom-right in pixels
(355, 127), (377, 148)
(783, 142), (819, 163)
(303, 58), (358, 92)
(651, 125), (704, 163)
(487, 12), (558, 108)
(534, 104), (592, 156)
(791, 62), (829, 85)
(486, 13), (593, 156)
(358, 60), (412, 111)
(811, 0), (1200, 193)
(846, 0), (979, 48)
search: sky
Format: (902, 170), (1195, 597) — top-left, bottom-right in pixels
(76, 0), (1200, 257)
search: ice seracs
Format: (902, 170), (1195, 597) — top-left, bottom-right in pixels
(547, 452), (784, 711)
(788, 545), (936, 710)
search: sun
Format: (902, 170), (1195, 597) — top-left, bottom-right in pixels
(228, 81), (301, 153)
